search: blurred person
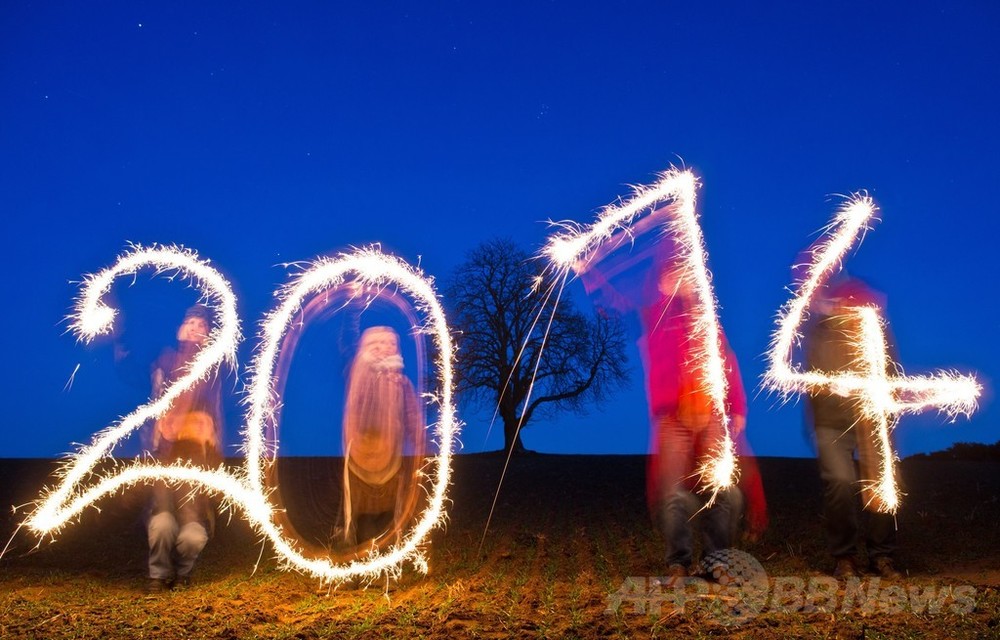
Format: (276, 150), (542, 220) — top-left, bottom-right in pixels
(805, 275), (901, 580)
(341, 326), (425, 550)
(712, 430), (768, 545)
(651, 430), (768, 548)
(576, 232), (755, 577)
(145, 304), (225, 593)
(732, 433), (768, 544)
(642, 259), (748, 578)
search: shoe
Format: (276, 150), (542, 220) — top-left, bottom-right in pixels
(870, 556), (903, 580)
(833, 557), (859, 579)
(654, 564), (688, 588)
(174, 575), (192, 589)
(146, 578), (170, 594)
(667, 563), (688, 578)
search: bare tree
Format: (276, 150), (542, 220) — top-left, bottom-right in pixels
(445, 238), (629, 454)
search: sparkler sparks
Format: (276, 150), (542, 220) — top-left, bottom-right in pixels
(764, 195), (981, 513)
(24, 245), (457, 586)
(543, 169), (738, 499)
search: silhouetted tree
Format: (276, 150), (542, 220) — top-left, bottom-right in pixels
(446, 238), (629, 454)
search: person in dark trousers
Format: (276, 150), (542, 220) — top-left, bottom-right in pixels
(145, 305), (225, 593)
(805, 276), (902, 580)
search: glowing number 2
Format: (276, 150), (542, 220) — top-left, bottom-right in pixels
(28, 245), (241, 535)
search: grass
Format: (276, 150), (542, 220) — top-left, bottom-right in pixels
(1, 455), (998, 638)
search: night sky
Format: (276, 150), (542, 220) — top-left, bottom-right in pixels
(2, 2), (997, 459)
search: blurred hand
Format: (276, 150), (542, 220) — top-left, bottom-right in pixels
(730, 415), (746, 436)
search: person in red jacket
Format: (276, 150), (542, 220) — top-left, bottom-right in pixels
(577, 231), (765, 577)
(641, 260), (751, 577)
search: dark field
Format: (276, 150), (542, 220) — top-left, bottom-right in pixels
(1, 454), (998, 639)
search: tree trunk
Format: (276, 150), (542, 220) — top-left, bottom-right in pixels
(502, 417), (526, 455)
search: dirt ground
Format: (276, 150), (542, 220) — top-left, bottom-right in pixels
(1, 454), (998, 639)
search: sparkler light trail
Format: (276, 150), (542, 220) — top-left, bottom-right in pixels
(542, 168), (737, 498)
(764, 195), (981, 513)
(241, 247), (457, 583)
(23, 246), (457, 586)
(26, 244), (241, 536)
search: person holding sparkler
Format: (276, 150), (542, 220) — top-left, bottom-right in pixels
(145, 304), (226, 593)
(805, 276), (902, 580)
(643, 258), (748, 579)
(340, 326), (425, 550)
(575, 229), (757, 577)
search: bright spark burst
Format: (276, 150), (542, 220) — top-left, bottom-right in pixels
(23, 245), (458, 586)
(543, 168), (738, 499)
(764, 195), (981, 513)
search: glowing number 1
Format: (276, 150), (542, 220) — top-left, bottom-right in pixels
(543, 168), (738, 499)
(764, 195), (981, 512)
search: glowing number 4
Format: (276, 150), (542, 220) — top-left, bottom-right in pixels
(764, 195), (981, 513)
(26, 244), (458, 585)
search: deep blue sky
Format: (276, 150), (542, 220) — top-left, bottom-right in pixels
(2, 2), (997, 458)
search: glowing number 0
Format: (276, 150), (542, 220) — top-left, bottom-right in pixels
(26, 245), (457, 585)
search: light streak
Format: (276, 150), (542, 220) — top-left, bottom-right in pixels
(24, 245), (457, 586)
(764, 195), (981, 512)
(542, 168), (737, 499)
(62, 363), (81, 392)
